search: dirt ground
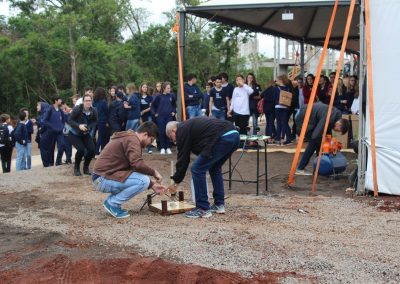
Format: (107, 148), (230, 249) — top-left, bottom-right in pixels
(1, 150), (399, 283)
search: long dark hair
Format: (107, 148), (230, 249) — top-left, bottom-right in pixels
(246, 72), (258, 88)
(94, 87), (106, 102)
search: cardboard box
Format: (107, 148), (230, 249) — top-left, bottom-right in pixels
(279, 90), (292, 107)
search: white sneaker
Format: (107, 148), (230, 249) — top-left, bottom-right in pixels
(295, 169), (312, 176)
(160, 149), (166, 155)
(166, 148), (172, 154)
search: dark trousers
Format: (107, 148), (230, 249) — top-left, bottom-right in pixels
(291, 110), (297, 139)
(191, 132), (240, 210)
(67, 133), (95, 168)
(0, 146), (13, 173)
(40, 131), (59, 167)
(156, 115), (173, 149)
(275, 108), (291, 142)
(96, 122), (110, 155)
(298, 138), (322, 170)
(233, 114), (249, 135)
(265, 112), (276, 138)
(56, 134), (72, 164)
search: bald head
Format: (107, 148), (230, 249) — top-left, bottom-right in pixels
(166, 121), (179, 141)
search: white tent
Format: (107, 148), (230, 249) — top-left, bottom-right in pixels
(363, 0), (400, 195)
(181, 0), (400, 195)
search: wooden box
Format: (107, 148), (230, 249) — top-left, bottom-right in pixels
(279, 90), (292, 107)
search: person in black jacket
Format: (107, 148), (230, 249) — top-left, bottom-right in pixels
(295, 103), (349, 175)
(261, 81), (276, 143)
(109, 92), (125, 134)
(166, 117), (240, 218)
(246, 73), (262, 135)
(68, 94), (98, 176)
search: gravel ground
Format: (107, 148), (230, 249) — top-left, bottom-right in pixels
(0, 157), (399, 283)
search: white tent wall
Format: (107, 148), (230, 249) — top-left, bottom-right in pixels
(364, 0), (400, 195)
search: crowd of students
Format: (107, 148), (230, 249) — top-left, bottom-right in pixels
(0, 71), (359, 175)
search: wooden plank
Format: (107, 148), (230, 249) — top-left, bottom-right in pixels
(149, 201), (195, 216)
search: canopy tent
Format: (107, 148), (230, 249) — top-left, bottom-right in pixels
(184, 0), (360, 53)
(176, 0), (400, 195)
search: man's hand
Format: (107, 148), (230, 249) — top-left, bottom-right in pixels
(79, 124), (88, 131)
(227, 111), (232, 118)
(154, 170), (163, 183)
(152, 183), (166, 195)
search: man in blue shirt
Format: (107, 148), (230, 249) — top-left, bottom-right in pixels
(184, 74), (203, 119)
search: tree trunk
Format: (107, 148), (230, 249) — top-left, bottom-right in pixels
(69, 27), (77, 95)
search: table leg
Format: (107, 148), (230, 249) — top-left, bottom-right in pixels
(228, 156), (232, 190)
(265, 141), (268, 192)
(256, 145), (259, 196)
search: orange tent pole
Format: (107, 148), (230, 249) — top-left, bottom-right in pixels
(365, 0), (379, 197)
(174, 13), (187, 121)
(288, 0), (339, 185)
(311, 0), (356, 192)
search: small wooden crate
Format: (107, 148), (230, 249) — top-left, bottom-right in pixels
(149, 201), (195, 216)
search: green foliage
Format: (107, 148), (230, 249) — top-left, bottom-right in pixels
(0, 0), (266, 116)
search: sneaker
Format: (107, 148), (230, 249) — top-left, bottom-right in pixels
(283, 141), (293, 146)
(185, 208), (212, 218)
(148, 150), (153, 154)
(166, 148), (172, 154)
(210, 204), (225, 214)
(160, 148), (166, 155)
(295, 169), (313, 176)
(103, 200), (130, 219)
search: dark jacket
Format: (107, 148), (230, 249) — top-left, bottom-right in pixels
(151, 93), (177, 117)
(249, 83), (262, 114)
(261, 86), (275, 114)
(125, 93), (141, 120)
(109, 100), (125, 130)
(25, 120), (34, 143)
(172, 117), (236, 184)
(44, 106), (65, 134)
(295, 102), (342, 140)
(93, 99), (109, 124)
(14, 122), (28, 145)
(184, 82), (202, 106)
(68, 104), (98, 136)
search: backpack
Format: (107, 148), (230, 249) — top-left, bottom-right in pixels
(257, 99), (264, 114)
(6, 127), (16, 148)
(0, 124), (9, 145)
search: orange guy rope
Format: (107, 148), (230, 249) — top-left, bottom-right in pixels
(311, 0), (356, 193)
(173, 13), (187, 121)
(365, 0), (379, 197)
(288, 0), (339, 185)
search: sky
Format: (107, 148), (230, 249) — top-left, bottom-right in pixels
(0, 0), (278, 57)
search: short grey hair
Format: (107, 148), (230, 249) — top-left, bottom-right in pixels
(166, 121), (179, 137)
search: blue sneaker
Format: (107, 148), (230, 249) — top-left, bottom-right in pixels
(210, 204), (225, 214)
(185, 208), (212, 218)
(103, 200), (130, 219)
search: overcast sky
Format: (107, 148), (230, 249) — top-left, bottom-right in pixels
(0, 0), (277, 57)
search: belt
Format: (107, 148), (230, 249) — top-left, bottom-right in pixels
(92, 173), (100, 182)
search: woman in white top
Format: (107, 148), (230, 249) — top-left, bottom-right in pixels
(228, 74), (253, 135)
(0, 114), (14, 173)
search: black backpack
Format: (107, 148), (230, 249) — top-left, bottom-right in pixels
(0, 124), (9, 145)
(7, 127), (16, 148)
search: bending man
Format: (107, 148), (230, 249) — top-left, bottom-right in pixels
(92, 122), (165, 219)
(166, 117), (240, 218)
(295, 102), (349, 175)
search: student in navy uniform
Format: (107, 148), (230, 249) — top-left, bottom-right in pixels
(35, 101), (50, 150)
(202, 82), (212, 116)
(68, 94), (98, 176)
(57, 102), (73, 164)
(261, 81), (277, 143)
(184, 74), (203, 119)
(0, 114), (14, 173)
(151, 82), (176, 155)
(19, 108), (34, 169)
(109, 92), (125, 135)
(93, 87), (110, 155)
(40, 96), (65, 167)
(124, 83), (141, 131)
(246, 73), (262, 135)
(139, 83), (153, 153)
(14, 111), (29, 171)
(273, 75), (293, 146)
(209, 76), (229, 120)
(219, 72), (234, 100)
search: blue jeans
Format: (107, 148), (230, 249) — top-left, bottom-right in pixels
(211, 109), (226, 120)
(191, 132), (240, 210)
(26, 142), (32, 169)
(186, 105), (201, 119)
(16, 142), (27, 171)
(94, 172), (150, 208)
(125, 119), (140, 131)
(251, 113), (259, 135)
(275, 108), (291, 142)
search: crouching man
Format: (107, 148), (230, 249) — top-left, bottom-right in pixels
(166, 117), (240, 218)
(92, 122), (165, 219)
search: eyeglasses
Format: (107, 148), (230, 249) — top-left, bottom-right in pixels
(84, 100), (92, 102)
